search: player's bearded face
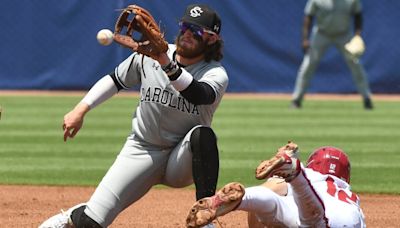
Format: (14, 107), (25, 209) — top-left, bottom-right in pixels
(175, 33), (207, 58)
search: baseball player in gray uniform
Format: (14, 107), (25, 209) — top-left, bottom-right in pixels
(39, 4), (227, 228)
(292, 0), (373, 109)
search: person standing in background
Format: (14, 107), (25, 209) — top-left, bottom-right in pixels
(291, 0), (373, 109)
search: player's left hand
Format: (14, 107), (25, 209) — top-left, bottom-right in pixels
(113, 5), (168, 59)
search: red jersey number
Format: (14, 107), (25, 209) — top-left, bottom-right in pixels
(326, 176), (357, 204)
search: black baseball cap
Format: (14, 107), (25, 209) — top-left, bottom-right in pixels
(181, 4), (221, 34)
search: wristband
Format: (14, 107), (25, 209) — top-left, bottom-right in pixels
(162, 61), (179, 75)
(170, 69), (193, 91)
(168, 68), (182, 81)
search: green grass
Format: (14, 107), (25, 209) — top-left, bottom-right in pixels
(1, 95), (399, 194)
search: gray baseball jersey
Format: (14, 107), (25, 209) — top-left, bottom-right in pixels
(84, 44), (228, 227)
(305, 0), (362, 36)
(114, 44), (228, 148)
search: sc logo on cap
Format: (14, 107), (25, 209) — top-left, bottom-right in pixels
(190, 6), (203, 17)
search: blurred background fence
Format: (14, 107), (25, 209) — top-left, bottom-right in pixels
(1, 0), (399, 93)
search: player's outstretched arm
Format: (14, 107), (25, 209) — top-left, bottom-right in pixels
(62, 75), (119, 142)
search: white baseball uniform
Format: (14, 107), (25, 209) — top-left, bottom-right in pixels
(238, 167), (366, 227)
(292, 0), (372, 102)
(82, 44), (228, 227)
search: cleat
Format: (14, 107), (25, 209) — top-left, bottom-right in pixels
(186, 182), (245, 228)
(38, 203), (86, 228)
(255, 141), (301, 182)
(363, 98), (373, 110)
(290, 100), (302, 109)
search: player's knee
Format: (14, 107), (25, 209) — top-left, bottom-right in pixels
(70, 205), (102, 228)
(190, 126), (217, 156)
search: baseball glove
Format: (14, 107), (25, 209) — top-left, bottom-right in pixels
(113, 5), (168, 58)
(345, 35), (365, 58)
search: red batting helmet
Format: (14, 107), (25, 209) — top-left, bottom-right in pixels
(306, 146), (351, 183)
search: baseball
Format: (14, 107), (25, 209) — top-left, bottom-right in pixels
(97, 29), (114, 46)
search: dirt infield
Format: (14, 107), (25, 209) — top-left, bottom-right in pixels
(0, 185), (399, 227)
